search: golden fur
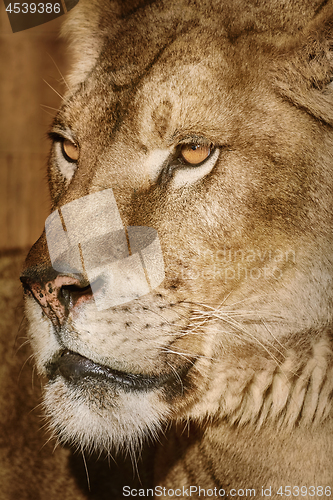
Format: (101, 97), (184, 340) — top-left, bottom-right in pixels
(8, 0), (333, 497)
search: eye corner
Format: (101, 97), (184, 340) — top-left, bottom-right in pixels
(47, 130), (61, 143)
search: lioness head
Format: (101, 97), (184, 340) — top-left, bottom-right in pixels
(22, 0), (333, 461)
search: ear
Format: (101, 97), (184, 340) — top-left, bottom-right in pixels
(61, 0), (155, 88)
(60, 0), (165, 89)
(273, 0), (333, 125)
(60, 0), (119, 88)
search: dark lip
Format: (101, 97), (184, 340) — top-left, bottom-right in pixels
(46, 350), (192, 392)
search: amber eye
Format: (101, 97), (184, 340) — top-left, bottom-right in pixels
(62, 139), (79, 162)
(180, 144), (211, 165)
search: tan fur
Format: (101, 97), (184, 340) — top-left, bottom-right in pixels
(14, 0), (333, 497)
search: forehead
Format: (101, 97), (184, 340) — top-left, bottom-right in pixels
(131, 32), (236, 145)
(102, 25), (262, 90)
(63, 27), (268, 139)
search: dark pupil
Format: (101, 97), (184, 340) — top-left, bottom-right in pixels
(191, 145), (199, 150)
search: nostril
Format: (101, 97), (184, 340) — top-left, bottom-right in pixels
(21, 269), (92, 305)
(62, 283), (93, 307)
(62, 283), (91, 294)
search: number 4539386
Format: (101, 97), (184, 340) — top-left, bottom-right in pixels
(276, 486), (331, 496)
(5, 3), (61, 14)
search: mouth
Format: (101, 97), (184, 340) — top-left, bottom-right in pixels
(46, 350), (189, 392)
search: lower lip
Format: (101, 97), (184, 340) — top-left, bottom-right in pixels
(47, 350), (166, 391)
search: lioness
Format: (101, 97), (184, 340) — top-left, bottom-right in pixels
(19, 0), (333, 498)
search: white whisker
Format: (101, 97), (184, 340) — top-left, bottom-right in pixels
(43, 79), (66, 101)
(166, 361), (184, 395)
(47, 52), (70, 91)
(81, 447), (91, 492)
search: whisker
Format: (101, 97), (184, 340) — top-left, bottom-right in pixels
(128, 444), (141, 483)
(31, 364), (36, 390)
(13, 313), (27, 351)
(38, 432), (57, 451)
(160, 347), (194, 362)
(28, 401), (44, 415)
(166, 361), (184, 395)
(213, 312), (286, 358)
(260, 317), (287, 352)
(47, 52), (70, 91)
(40, 107), (56, 117)
(211, 313), (283, 366)
(161, 346), (214, 362)
(43, 79), (66, 101)
(14, 338), (30, 355)
(81, 447), (91, 492)
(40, 104), (59, 112)
(17, 354), (34, 383)
(188, 301), (287, 364)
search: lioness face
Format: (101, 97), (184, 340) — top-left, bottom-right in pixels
(22, 0), (333, 454)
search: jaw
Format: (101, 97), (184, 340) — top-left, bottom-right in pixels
(38, 350), (195, 454)
(42, 374), (169, 454)
(25, 293), (201, 454)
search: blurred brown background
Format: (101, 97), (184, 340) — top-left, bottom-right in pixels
(0, 2), (69, 251)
